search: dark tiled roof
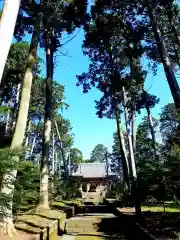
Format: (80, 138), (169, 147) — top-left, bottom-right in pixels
(71, 162), (116, 178)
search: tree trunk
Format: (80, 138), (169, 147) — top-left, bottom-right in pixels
(146, 0), (180, 109)
(0, 12), (42, 236)
(30, 135), (36, 159)
(25, 120), (31, 148)
(122, 87), (136, 178)
(115, 110), (129, 193)
(12, 83), (22, 132)
(55, 152), (58, 173)
(122, 87), (141, 218)
(0, 0), (21, 83)
(55, 120), (68, 181)
(52, 132), (55, 176)
(132, 109), (136, 155)
(38, 31), (54, 210)
(5, 107), (10, 135)
(146, 106), (156, 156)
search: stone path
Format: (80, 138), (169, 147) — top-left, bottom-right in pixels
(64, 213), (129, 239)
(61, 234), (76, 240)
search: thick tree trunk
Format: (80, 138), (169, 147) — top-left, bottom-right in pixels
(0, 13), (42, 236)
(122, 87), (141, 218)
(0, 0), (21, 83)
(147, 1), (180, 109)
(38, 32), (54, 210)
(115, 110), (129, 193)
(146, 106), (156, 156)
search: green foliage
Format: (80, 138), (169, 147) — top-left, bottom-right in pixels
(0, 148), (38, 217)
(52, 173), (82, 201)
(90, 144), (108, 163)
(13, 161), (40, 216)
(70, 147), (84, 172)
(136, 116), (159, 164)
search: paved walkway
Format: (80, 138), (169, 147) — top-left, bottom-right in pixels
(61, 234), (76, 240)
(64, 213), (129, 239)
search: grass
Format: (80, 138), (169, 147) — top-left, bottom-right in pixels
(52, 199), (84, 208)
(141, 201), (180, 213)
(141, 205), (180, 212)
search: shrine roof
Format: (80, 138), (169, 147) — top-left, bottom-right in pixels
(71, 162), (116, 178)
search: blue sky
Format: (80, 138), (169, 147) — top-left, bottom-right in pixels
(44, 28), (175, 159)
(1, 0), (175, 160)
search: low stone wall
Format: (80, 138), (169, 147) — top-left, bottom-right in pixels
(15, 208), (72, 240)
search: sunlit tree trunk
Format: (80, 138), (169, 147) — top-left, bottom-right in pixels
(132, 109), (136, 154)
(38, 31), (54, 210)
(115, 109), (129, 194)
(12, 83), (22, 131)
(122, 87), (141, 218)
(25, 120), (31, 148)
(122, 87), (136, 178)
(5, 107), (10, 135)
(0, 0), (21, 83)
(0, 13), (42, 236)
(52, 132), (55, 176)
(146, 0), (180, 109)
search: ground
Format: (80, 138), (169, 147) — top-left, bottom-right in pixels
(120, 201), (180, 239)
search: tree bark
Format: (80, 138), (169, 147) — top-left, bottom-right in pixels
(146, 0), (180, 109)
(55, 119), (68, 181)
(52, 132), (55, 176)
(122, 87), (141, 218)
(5, 107), (10, 135)
(30, 135), (36, 159)
(38, 31), (54, 210)
(25, 120), (31, 148)
(0, 0), (21, 83)
(132, 109), (136, 155)
(12, 83), (22, 132)
(146, 106), (156, 156)
(122, 87), (137, 178)
(0, 12), (42, 236)
(115, 110), (129, 193)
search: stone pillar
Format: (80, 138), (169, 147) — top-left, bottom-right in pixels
(87, 183), (91, 193)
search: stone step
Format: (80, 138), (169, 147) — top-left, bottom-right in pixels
(75, 232), (128, 239)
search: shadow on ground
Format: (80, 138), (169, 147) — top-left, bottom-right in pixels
(140, 211), (180, 239)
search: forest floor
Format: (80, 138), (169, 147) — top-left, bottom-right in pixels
(119, 202), (180, 239)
